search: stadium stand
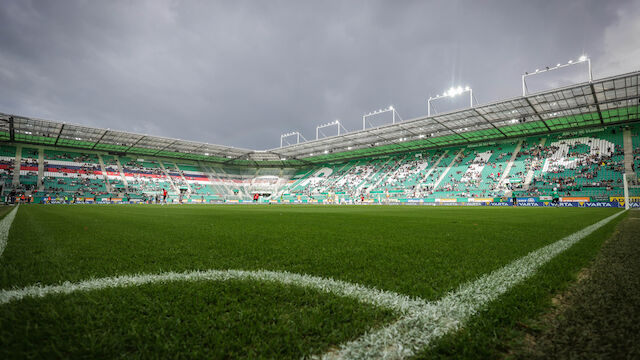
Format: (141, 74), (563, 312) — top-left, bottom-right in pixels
(519, 127), (625, 199)
(0, 69), (636, 204)
(19, 147), (39, 192)
(0, 123), (635, 204)
(0, 145), (15, 193)
(38, 149), (109, 200)
(0, 115), (638, 204)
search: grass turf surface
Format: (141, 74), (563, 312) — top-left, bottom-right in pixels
(1, 280), (394, 359)
(511, 210), (640, 359)
(0, 205), (625, 358)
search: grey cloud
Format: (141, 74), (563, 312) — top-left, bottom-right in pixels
(0, 0), (636, 150)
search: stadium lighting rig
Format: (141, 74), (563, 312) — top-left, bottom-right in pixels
(522, 55), (592, 96)
(427, 86), (473, 117)
(316, 120), (348, 140)
(280, 131), (307, 148)
(362, 106), (402, 130)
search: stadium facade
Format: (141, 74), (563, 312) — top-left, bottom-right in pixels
(0, 71), (638, 206)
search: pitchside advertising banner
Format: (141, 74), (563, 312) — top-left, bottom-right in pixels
(610, 197), (640, 207)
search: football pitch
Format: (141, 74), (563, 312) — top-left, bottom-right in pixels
(0, 205), (627, 359)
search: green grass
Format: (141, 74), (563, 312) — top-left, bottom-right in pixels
(511, 210), (640, 359)
(1, 280), (394, 359)
(0, 205), (625, 358)
(0, 205), (14, 220)
(415, 210), (627, 359)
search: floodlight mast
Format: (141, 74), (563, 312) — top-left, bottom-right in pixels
(427, 86), (473, 117)
(280, 131), (307, 148)
(315, 120), (348, 140)
(362, 106), (402, 130)
(522, 55), (592, 96)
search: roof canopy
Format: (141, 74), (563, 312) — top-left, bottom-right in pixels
(1, 71), (638, 166)
(274, 70), (639, 163)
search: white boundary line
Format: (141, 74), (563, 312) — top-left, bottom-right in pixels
(320, 210), (625, 359)
(0, 268), (424, 313)
(0, 209), (625, 360)
(0, 205), (19, 258)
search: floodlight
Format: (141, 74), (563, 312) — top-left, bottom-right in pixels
(280, 131), (307, 147)
(316, 119), (347, 140)
(428, 85), (474, 116)
(522, 55), (592, 96)
(362, 105), (403, 130)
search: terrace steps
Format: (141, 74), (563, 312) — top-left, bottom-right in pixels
(432, 148), (464, 191)
(96, 154), (113, 192)
(114, 156), (129, 188)
(524, 138), (546, 190)
(12, 144), (21, 186)
(359, 157), (393, 193)
(497, 140), (523, 189)
(37, 148), (44, 190)
(422, 151), (448, 184)
(158, 160), (179, 192)
(623, 127), (634, 175)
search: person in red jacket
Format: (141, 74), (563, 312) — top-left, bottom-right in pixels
(162, 188), (168, 204)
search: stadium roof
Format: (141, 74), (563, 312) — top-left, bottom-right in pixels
(274, 70), (640, 163)
(1, 70), (639, 166)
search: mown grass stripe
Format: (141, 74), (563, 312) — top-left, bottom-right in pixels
(0, 205), (19, 258)
(321, 210), (625, 360)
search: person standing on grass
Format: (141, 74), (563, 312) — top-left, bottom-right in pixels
(162, 188), (168, 204)
(552, 188), (559, 207)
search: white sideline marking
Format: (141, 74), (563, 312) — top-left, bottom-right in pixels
(0, 269), (424, 314)
(0, 209), (625, 360)
(320, 210), (625, 359)
(0, 205), (19, 258)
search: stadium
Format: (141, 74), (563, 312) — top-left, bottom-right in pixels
(1, 1), (640, 359)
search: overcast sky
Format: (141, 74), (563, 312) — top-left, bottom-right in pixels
(1, 0), (639, 150)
